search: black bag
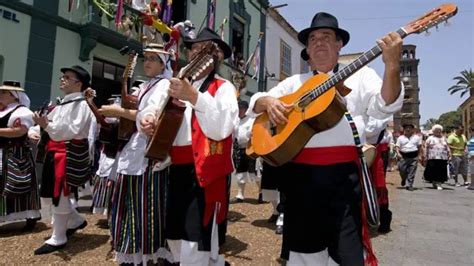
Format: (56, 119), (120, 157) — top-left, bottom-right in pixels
(1, 148), (34, 196)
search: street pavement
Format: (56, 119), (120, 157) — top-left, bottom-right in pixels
(375, 167), (473, 266)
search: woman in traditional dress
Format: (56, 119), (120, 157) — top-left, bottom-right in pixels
(99, 43), (173, 265)
(0, 81), (41, 231)
(423, 124), (451, 190)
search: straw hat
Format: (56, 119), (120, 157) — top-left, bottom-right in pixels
(0, 80), (24, 91)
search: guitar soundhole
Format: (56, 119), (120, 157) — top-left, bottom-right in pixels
(270, 125), (277, 136)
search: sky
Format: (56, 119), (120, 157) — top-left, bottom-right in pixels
(269, 0), (473, 124)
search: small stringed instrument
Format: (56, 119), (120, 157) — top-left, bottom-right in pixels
(145, 42), (218, 160)
(84, 89), (119, 154)
(117, 51), (138, 141)
(247, 3), (458, 166)
(34, 101), (52, 163)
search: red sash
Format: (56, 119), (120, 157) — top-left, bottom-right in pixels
(370, 143), (389, 205)
(46, 140), (69, 198)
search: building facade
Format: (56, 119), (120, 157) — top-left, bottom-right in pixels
(0, 0), (268, 108)
(459, 90), (474, 138)
(264, 7), (306, 92)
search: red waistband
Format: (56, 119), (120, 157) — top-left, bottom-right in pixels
(170, 145), (194, 164)
(293, 146), (359, 165)
(376, 143), (389, 152)
(46, 139), (87, 152)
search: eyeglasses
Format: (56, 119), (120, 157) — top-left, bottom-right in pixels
(143, 56), (162, 62)
(60, 75), (80, 82)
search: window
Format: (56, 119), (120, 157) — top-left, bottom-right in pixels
(280, 40), (291, 80)
(92, 58), (125, 81)
(231, 18), (245, 69)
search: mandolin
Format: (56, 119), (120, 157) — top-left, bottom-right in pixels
(247, 3), (458, 166)
(117, 51), (139, 141)
(145, 42), (218, 161)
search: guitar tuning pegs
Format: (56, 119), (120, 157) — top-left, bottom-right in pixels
(444, 19), (451, 27)
(435, 24), (439, 31)
(424, 29), (431, 36)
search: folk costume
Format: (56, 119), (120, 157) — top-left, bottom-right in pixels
(423, 125), (450, 189)
(366, 117), (393, 233)
(109, 43), (173, 265)
(35, 66), (94, 255)
(139, 28), (238, 265)
(248, 13), (404, 265)
(0, 81), (41, 228)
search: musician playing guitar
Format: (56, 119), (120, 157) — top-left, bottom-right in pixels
(249, 12), (403, 265)
(139, 28), (238, 265)
(99, 42), (173, 265)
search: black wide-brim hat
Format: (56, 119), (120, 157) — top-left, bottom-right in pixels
(402, 123), (415, 129)
(183, 27), (232, 59)
(60, 65), (91, 87)
(298, 12), (350, 47)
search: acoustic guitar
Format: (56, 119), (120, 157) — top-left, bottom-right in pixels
(247, 3), (458, 166)
(145, 42), (218, 161)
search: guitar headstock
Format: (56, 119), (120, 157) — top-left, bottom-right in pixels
(84, 88), (97, 103)
(123, 50), (138, 79)
(403, 3), (457, 35)
(178, 42), (218, 81)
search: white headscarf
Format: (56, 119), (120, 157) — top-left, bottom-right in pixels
(157, 53), (173, 79)
(11, 91), (31, 108)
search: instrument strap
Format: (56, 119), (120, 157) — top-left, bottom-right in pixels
(344, 113), (379, 227)
(138, 77), (163, 106)
(58, 98), (84, 106)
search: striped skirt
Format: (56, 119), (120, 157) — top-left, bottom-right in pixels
(91, 174), (114, 216)
(110, 164), (172, 264)
(0, 147), (41, 222)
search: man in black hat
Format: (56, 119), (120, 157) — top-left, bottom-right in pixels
(139, 27), (238, 265)
(248, 12), (405, 265)
(33, 65), (93, 255)
(395, 123), (422, 191)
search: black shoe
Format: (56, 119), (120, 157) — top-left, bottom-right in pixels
(406, 186), (415, 191)
(267, 214), (279, 223)
(229, 198), (244, 204)
(275, 225), (283, 235)
(66, 220), (88, 237)
(257, 193), (266, 204)
(401, 179), (406, 187)
(22, 218), (39, 232)
(34, 243), (66, 255)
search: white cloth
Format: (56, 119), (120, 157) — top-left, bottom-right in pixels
(96, 151), (116, 177)
(139, 74), (239, 147)
(45, 92), (93, 141)
(247, 67), (404, 147)
(117, 78), (170, 175)
(10, 91), (31, 108)
(365, 116), (392, 144)
(396, 134), (422, 153)
(288, 249), (339, 266)
(234, 116), (254, 148)
(0, 102), (34, 128)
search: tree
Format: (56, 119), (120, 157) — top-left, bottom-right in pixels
(447, 69), (474, 98)
(423, 118), (438, 130)
(436, 110), (462, 131)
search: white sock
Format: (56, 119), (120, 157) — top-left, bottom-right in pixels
(45, 213), (68, 246)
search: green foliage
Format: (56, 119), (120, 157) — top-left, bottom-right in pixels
(424, 110), (462, 132)
(447, 69), (474, 98)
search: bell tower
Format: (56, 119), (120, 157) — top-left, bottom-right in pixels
(393, 44), (421, 131)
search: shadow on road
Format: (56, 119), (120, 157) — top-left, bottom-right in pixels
(0, 221), (49, 238)
(250, 219), (277, 230)
(221, 235), (251, 261)
(52, 233), (110, 261)
(227, 210), (246, 223)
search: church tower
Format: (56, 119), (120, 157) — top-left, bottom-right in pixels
(394, 44), (421, 131)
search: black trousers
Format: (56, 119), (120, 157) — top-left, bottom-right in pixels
(280, 162), (364, 265)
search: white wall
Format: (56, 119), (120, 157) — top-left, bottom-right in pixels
(0, 6), (31, 84)
(265, 13), (305, 91)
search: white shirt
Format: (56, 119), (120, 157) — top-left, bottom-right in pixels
(365, 116), (392, 144)
(45, 92), (93, 141)
(0, 103), (34, 128)
(247, 67), (404, 147)
(234, 115), (255, 148)
(138, 74), (239, 148)
(117, 77), (170, 175)
(396, 134), (422, 153)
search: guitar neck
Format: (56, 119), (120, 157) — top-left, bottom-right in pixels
(308, 28), (408, 102)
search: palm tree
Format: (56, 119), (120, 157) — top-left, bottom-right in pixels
(448, 69), (474, 98)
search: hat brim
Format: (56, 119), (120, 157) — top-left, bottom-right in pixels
(298, 26), (350, 47)
(0, 85), (24, 92)
(402, 124), (415, 128)
(184, 38), (232, 59)
(143, 48), (171, 55)
(60, 67), (90, 86)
